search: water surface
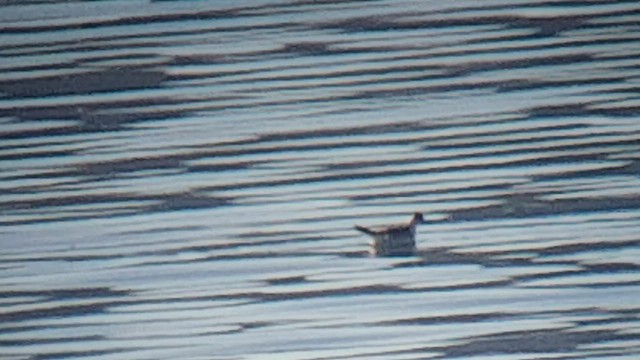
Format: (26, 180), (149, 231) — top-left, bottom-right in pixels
(1, 1), (640, 359)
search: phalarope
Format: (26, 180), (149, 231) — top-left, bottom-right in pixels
(355, 212), (424, 256)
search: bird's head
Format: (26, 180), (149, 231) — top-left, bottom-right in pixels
(412, 212), (425, 225)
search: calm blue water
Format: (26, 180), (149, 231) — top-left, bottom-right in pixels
(1, 1), (640, 359)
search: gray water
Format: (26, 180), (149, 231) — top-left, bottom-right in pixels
(1, 1), (640, 359)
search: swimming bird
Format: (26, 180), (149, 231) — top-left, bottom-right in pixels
(355, 212), (424, 256)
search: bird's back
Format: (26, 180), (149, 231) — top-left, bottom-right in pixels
(355, 224), (416, 256)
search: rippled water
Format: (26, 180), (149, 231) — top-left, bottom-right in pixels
(2, 1), (640, 359)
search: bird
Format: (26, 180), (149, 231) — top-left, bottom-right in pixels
(354, 212), (425, 256)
